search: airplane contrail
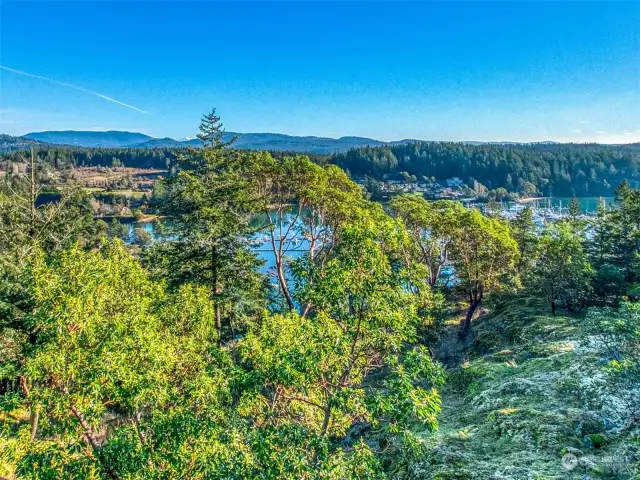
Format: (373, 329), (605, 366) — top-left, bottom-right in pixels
(0, 65), (149, 114)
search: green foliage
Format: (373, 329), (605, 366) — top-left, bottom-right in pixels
(144, 110), (265, 338)
(451, 209), (519, 335)
(9, 109), (640, 478)
(510, 206), (538, 273)
(133, 227), (152, 246)
(589, 181), (640, 302)
(1, 145), (179, 170)
(107, 218), (129, 240)
(248, 152), (369, 313)
(133, 209), (145, 221)
(531, 222), (594, 315)
(0, 151), (107, 392)
(389, 196), (464, 289)
(0, 110), (453, 479)
(567, 196), (583, 229)
(486, 187), (510, 202)
(583, 302), (640, 415)
(1, 241), (235, 478)
(28, 242), (177, 420)
(241, 210), (445, 442)
(0, 237), (445, 479)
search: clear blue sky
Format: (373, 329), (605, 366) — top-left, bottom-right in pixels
(1, 1), (639, 143)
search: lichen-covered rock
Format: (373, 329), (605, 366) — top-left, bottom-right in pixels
(583, 433), (609, 449)
(389, 311), (640, 480)
(488, 466), (537, 480)
(574, 412), (606, 436)
(562, 446), (584, 456)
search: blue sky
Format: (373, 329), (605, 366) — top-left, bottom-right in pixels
(1, 1), (639, 143)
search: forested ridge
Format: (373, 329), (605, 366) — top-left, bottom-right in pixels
(3, 139), (640, 197)
(1, 110), (639, 479)
(0, 146), (178, 170)
(334, 142), (640, 196)
(0, 135), (44, 154)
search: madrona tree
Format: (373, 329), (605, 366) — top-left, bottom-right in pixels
(451, 209), (519, 337)
(1, 229), (446, 479)
(389, 195), (463, 289)
(239, 205), (445, 449)
(1, 242), (231, 479)
(249, 154), (369, 316)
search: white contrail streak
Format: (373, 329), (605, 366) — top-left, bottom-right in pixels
(0, 65), (149, 114)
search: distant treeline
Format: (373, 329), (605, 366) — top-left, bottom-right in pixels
(0, 147), (179, 170)
(0, 146), (331, 172)
(3, 141), (640, 196)
(333, 142), (640, 196)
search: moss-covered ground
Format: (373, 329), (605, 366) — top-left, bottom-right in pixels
(401, 306), (640, 479)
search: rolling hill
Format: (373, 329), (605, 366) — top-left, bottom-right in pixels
(24, 130), (153, 148)
(13, 130), (630, 155)
(22, 130), (387, 154)
(0, 134), (46, 153)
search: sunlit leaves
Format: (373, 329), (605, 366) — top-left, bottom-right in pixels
(531, 221), (594, 314)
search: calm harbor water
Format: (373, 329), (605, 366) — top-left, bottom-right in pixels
(126, 212), (309, 274)
(125, 196), (612, 270)
(513, 197), (614, 214)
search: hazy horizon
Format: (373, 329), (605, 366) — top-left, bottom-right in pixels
(11, 127), (640, 147)
(2, 2), (639, 144)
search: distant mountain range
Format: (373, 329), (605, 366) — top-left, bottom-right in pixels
(22, 130), (394, 154)
(462, 140), (559, 146)
(24, 131), (155, 149)
(0, 130), (628, 155)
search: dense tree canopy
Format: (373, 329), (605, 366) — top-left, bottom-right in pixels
(1, 146), (177, 170)
(334, 141), (640, 196)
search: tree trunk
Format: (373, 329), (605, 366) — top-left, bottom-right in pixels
(211, 244), (222, 340)
(57, 382), (120, 480)
(459, 298), (481, 338)
(276, 258), (295, 311)
(267, 210), (295, 312)
(19, 376), (39, 441)
(30, 410), (39, 441)
(214, 304), (222, 339)
(30, 147), (37, 239)
(320, 406), (331, 436)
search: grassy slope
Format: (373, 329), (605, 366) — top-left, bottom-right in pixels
(404, 306), (639, 479)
